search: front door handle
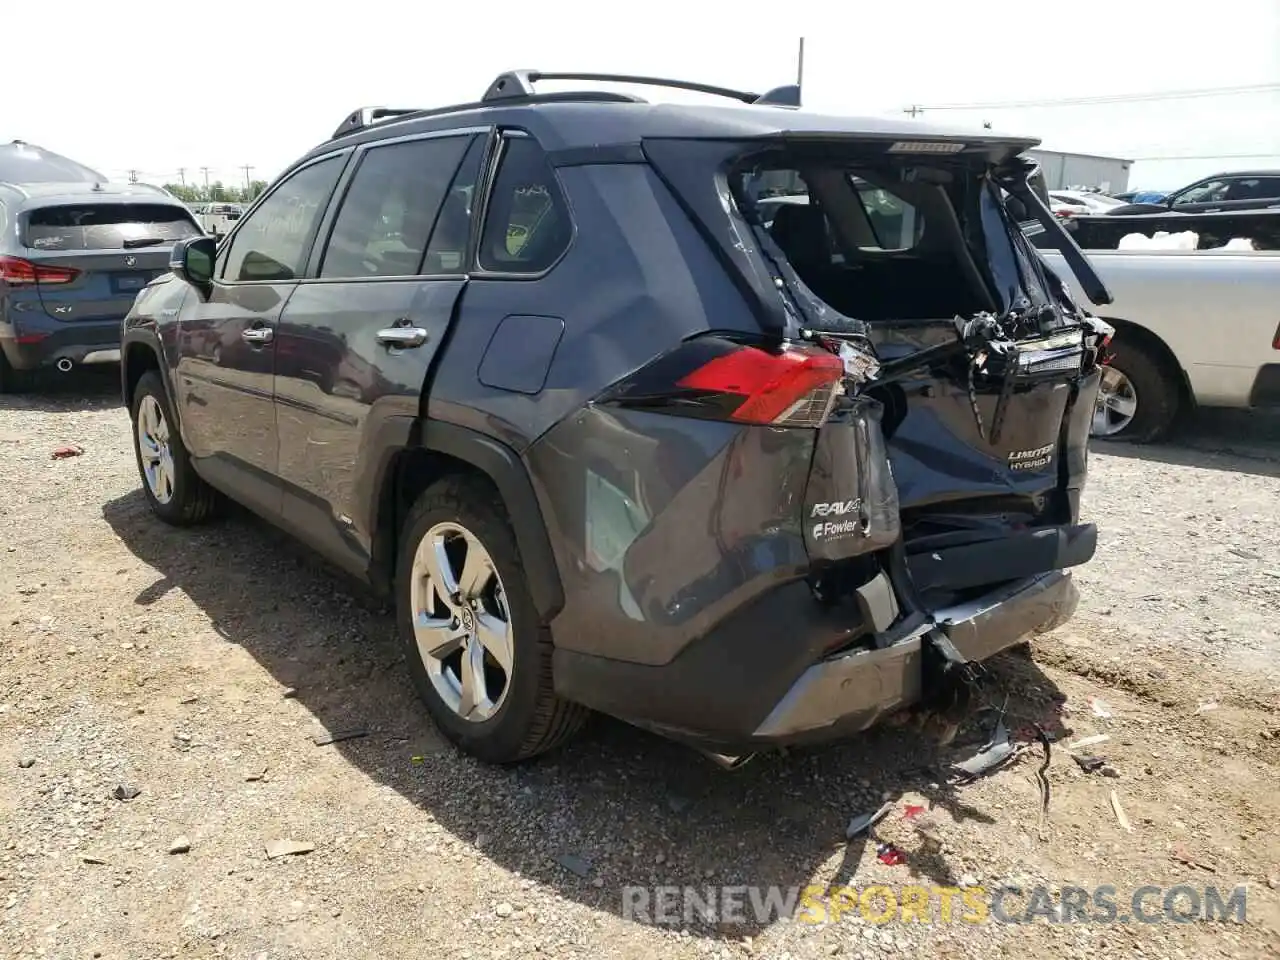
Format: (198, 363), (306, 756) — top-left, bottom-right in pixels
(241, 326), (274, 345)
(376, 326), (429, 348)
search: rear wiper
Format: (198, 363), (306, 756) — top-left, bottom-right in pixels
(121, 237), (168, 249)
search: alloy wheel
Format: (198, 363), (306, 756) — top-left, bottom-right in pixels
(136, 395), (176, 504)
(1091, 366), (1138, 437)
(409, 521), (514, 722)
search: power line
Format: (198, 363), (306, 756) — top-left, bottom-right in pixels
(1127, 152), (1280, 162)
(904, 82), (1280, 113)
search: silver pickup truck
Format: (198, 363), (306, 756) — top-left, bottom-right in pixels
(1029, 209), (1280, 442)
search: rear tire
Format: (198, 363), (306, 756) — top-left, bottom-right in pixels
(396, 476), (587, 764)
(0, 350), (26, 394)
(1091, 339), (1180, 444)
(130, 370), (219, 525)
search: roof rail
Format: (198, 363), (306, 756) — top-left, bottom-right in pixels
(328, 91), (648, 142)
(481, 70), (801, 107)
(330, 106), (425, 141)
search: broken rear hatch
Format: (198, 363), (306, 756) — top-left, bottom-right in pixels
(646, 130), (1113, 615)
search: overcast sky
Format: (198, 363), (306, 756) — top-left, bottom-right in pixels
(6, 0), (1278, 192)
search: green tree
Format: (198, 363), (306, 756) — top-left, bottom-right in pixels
(162, 183), (202, 204)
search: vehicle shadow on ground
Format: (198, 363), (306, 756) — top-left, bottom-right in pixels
(0, 367), (119, 413)
(102, 489), (1074, 942)
(1093, 409), (1280, 479)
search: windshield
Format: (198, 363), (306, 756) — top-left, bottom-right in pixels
(23, 203), (201, 251)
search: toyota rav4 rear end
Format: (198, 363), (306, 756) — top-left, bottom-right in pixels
(527, 108), (1112, 757)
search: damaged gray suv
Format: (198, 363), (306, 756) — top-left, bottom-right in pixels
(121, 71), (1114, 765)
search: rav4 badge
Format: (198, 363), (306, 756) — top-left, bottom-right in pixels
(811, 499), (862, 518)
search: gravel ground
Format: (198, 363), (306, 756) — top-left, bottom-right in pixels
(2, 371), (1278, 960)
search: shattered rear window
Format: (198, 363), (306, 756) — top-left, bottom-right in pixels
(23, 203), (201, 251)
(735, 160), (1001, 323)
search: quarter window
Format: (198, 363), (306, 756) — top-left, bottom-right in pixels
(478, 137), (572, 274)
(319, 136), (477, 279)
(220, 156), (342, 282)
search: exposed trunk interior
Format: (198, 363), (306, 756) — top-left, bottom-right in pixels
(743, 160), (997, 324)
(735, 147), (1101, 612)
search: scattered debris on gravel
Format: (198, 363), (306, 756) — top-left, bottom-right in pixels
(2, 380), (1278, 959)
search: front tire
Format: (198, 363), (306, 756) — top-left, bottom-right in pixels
(130, 370), (219, 524)
(396, 477), (587, 764)
(1091, 339), (1180, 444)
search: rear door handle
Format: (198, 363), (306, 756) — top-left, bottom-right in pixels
(376, 326), (429, 348)
(241, 327), (273, 344)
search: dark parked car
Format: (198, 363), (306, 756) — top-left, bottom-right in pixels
(121, 71), (1114, 765)
(0, 140), (202, 391)
(1108, 170), (1280, 216)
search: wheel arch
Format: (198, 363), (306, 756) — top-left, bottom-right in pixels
(1097, 315), (1195, 411)
(369, 419), (565, 622)
(121, 329), (178, 421)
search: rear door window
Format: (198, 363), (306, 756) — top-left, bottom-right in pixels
(318, 135), (478, 279)
(22, 204), (201, 251)
(220, 156), (343, 283)
(477, 136), (572, 274)
(1224, 177), (1280, 201)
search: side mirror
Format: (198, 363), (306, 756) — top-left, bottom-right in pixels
(170, 236), (216, 290)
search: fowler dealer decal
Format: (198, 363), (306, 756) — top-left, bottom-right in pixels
(810, 500), (864, 540)
(1008, 443), (1055, 472)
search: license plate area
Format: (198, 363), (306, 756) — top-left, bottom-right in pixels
(110, 270), (165, 294)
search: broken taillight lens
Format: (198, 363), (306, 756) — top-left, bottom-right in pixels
(601, 336), (844, 427)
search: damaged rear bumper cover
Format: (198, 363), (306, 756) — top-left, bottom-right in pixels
(753, 569), (1079, 740)
(553, 563), (1082, 751)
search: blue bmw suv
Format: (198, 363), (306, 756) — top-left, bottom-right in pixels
(0, 140), (202, 391)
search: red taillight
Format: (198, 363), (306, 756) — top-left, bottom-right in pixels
(604, 337), (846, 428)
(0, 256), (79, 285)
(676, 345), (843, 425)
(1273, 322), (1280, 350)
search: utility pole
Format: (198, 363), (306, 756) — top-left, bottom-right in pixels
(126, 169), (139, 183)
(903, 105), (924, 117)
(240, 164), (254, 193)
(177, 167), (186, 186)
(200, 167), (211, 192)
(796, 37), (805, 92)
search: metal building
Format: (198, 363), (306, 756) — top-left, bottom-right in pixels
(1027, 149), (1133, 193)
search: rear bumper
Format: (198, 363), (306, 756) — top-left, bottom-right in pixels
(554, 566), (1082, 751)
(0, 319), (123, 370)
(753, 570), (1078, 741)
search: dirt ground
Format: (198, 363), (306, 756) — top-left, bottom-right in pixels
(2, 372), (1279, 960)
